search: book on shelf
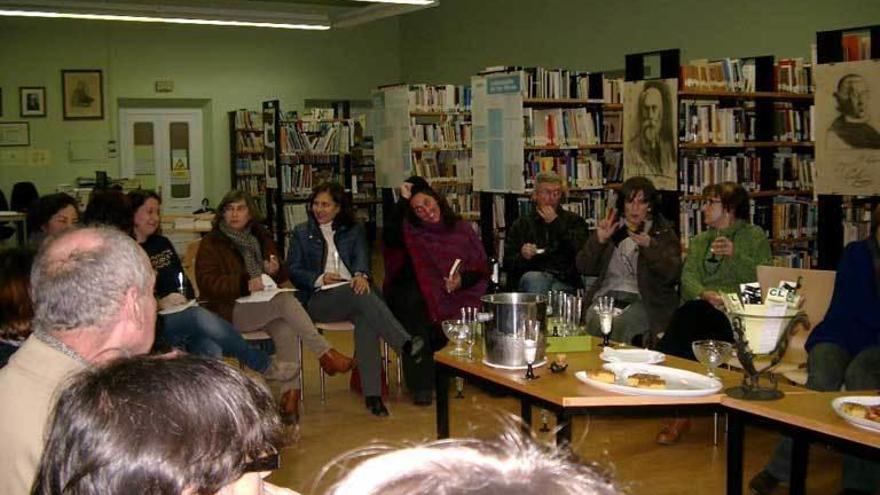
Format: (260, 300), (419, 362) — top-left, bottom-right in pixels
(679, 152), (761, 194)
(235, 156), (266, 176)
(279, 163), (339, 196)
(408, 84), (471, 112)
(280, 120), (354, 155)
(522, 149), (621, 190)
(233, 110), (263, 130)
(562, 189), (619, 231)
(409, 118), (472, 149)
(236, 132), (265, 153)
(771, 151), (814, 190)
(772, 102), (813, 142)
(509, 67), (622, 102)
(523, 107), (600, 147)
(680, 58), (755, 93)
(775, 58), (814, 94)
(771, 249), (816, 268)
(843, 200), (877, 245)
(842, 31), (872, 61)
(602, 111), (622, 143)
(771, 197), (817, 240)
(283, 203), (309, 231)
(679, 99), (752, 144)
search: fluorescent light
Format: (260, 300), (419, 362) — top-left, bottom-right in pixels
(0, 9), (330, 30)
(352, 0), (435, 5)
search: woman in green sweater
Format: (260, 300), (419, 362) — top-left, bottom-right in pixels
(655, 181), (771, 444)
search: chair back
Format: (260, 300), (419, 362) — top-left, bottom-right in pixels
(10, 182), (39, 212)
(756, 265), (836, 367)
(181, 238), (202, 298)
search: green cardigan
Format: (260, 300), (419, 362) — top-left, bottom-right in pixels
(681, 220), (772, 302)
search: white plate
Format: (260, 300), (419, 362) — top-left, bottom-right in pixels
(599, 347), (666, 364)
(482, 358), (548, 371)
(575, 362), (722, 397)
(831, 396), (880, 434)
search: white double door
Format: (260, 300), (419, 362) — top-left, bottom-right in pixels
(119, 108), (204, 214)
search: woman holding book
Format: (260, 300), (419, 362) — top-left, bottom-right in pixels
(655, 181), (771, 445)
(196, 189), (353, 425)
(383, 177), (489, 406)
(287, 182), (423, 417)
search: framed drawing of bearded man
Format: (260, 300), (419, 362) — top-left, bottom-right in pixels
(624, 78), (678, 191)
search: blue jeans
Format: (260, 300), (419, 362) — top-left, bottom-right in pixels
(518, 271), (574, 294)
(764, 343), (880, 491)
(161, 306), (270, 373)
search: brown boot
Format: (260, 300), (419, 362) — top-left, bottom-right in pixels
(279, 389), (301, 425)
(656, 417), (691, 445)
(319, 348), (353, 376)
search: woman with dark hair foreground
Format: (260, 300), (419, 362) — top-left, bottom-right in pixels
(288, 182), (422, 417)
(31, 354), (298, 495)
(0, 247), (36, 367)
(319, 428), (619, 495)
(383, 176), (489, 406)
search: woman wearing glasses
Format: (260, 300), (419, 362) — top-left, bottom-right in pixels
(655, 181), (771, 445)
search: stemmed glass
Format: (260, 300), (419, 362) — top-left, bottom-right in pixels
(521, 319), (540, 380)
(596, 295), (615, 348)
(692, 340), (734, 379)
(441, 319), (468, 358)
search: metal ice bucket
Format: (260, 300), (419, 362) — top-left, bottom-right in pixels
(480, 292), (547, 367)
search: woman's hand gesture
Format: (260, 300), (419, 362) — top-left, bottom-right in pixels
(596, 208), (620, 244)
(248, 277), (265, 294)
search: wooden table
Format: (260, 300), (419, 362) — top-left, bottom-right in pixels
(722, 391), (880, 495)
(434, 338), (773, 446)
(0, 211), (27, 245)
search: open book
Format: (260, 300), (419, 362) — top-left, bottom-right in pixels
(236, 274), (296, 304)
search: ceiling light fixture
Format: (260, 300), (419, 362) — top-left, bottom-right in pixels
(0, 8), (330, 30)
(351, 0), (436, 5)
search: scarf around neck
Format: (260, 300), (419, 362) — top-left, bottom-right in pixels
(219, 222), (263, 278)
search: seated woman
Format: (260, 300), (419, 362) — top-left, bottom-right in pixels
(383, 177), (489, 406)
(128, 191), (296, 393)
(288, 182), (422, 417)
(750, 207), (880, 495)
(32, 354), (298, 495)
(577, 176), (681, 347)
(196, 190), (352, 425)
(655, 181), (771, 445)
(0, 248), (35, 368)
(27, 192), (79, 247)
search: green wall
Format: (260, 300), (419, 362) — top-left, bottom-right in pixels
(398, 0), (880, 84)
(0, 16), (401, 204)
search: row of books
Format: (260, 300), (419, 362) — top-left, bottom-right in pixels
(523, 150), (622, 190)
(236, 177), (265, 203)
(280, 121), (354, 155)
(408, 84), (472, 112)
(519, 68), (623, 102)
(431, 182), (479, 216)
(679, 101), (756, 144)
(679, 153), (762, 193)
(282, 203), (309, 232)
(768, 198), (818, 240)
(776, 58), (814, 94)
(771, 249), (817, 269)
(842, 31), (872, 61)
(842, 201), (878, 245)
(771, 152), (814, 190)
(233, 110), (263, 131)
(235, 132), (264, 154)
(561, 190), (620, 230)
(279, 163), (339, 196)
(410, 121), (472, 149)
(772, 104), (814, 142)
(523, 107), (602, 147)
(412, 150), (472, 181)
(234, 156), (266, 176)
(680, 58), (758, 93)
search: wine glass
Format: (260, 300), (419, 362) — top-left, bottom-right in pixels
(596, 295), (615, 348)
(441, 319), (468, 357)
(692, 340), (734, 379)
(521, 319), (540, 380)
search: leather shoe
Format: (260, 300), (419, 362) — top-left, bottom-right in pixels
(279, 389), (301, 425)
(365, 396), (389, 417)
(748, 470), (780, 495)
(655, 417), (691, 445)
(319, 348), (353, 376)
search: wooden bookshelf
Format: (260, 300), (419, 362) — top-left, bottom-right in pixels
(524, 143), (623, 151)
(679, 141), (814, 150)
(229, 108), (271, 226)
(678, 89), (815, 101)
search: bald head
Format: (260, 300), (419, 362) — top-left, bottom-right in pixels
(30, 226), (155, 338)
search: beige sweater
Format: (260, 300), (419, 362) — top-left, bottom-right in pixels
(0, 337), (85, 494)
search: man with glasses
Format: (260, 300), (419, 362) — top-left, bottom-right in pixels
(504, 172), (588, 294)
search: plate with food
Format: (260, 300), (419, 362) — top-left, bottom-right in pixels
(832, 396), (880, 434)
(574, 363), (722, 397)
(599, 347), (665, 364)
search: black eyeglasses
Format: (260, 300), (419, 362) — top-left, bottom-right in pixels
(243, 452), (281, 473)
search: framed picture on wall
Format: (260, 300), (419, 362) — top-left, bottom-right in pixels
(20, 87), (46, 117)
(62, 69), (104, 120)
(0, 122), (30, 147)
(0, 88), (4, 117)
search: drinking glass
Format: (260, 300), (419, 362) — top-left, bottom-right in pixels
(441, 319), (468, 358)
(521, 319), (540, 380)
(596, 295), (615, 347)
(692, 340), (734, 379)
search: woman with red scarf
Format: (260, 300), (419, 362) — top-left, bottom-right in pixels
(383, 177), (489, 406)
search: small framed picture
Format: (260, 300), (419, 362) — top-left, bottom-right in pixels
(20, 87), (46, 117)
(62, 69), (104, 120)
(0, 122), (30, 147)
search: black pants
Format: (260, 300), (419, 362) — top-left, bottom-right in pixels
(657, 299), (734, 361)
(386, 278), (446, 393)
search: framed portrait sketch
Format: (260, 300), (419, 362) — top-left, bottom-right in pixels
(62, 69), (104, 120)
(623, 78), (679, 191)
(815, 60), (880, 195)
(20, 87), (46, 117)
